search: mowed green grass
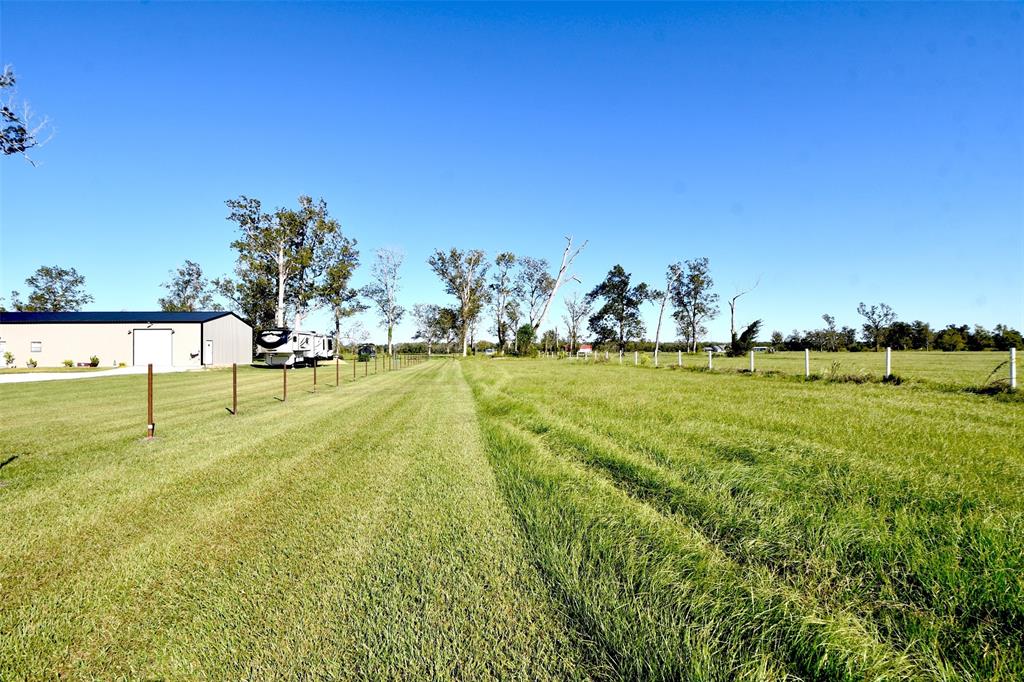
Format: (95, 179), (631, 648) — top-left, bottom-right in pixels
(0, 361), (586, 679)
(579, 350), (1015, 388)
(1, 357), (1021, 679)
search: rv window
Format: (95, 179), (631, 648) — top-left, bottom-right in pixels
(31, 341), (42, 353)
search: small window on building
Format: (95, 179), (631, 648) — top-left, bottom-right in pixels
(31, 341), (42, 353)
(0, 340), (6, 354)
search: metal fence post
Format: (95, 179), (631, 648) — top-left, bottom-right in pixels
(283, 363), (288, 401)
(313, 359), (317, 392)
(232, 363), (237, 414)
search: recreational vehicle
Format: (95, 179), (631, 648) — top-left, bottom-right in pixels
(256, 328), (335, 367)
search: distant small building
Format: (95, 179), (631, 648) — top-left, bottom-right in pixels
(577, 343), (593, 357)
(0, 311), (252, 368)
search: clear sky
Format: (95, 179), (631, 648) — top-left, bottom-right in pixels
(2, 2), (1022, 343)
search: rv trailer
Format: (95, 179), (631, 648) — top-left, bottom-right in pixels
(257, 328), (335, 367)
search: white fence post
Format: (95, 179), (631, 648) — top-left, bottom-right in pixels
(654, 349), (659, 367)
(619, 350), (622, 364)
(677, 350), (682, 367)
(885, 347), (892, 378)
(707, 350), (713, 370)
(634, 351), (638, 366)
(749, 350), (755, 373)
(1011, 347), (1017, 390)
(804, 349), (810, 378)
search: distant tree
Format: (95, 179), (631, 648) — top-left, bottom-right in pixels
(11, 265), (93, 311)
(821, 314), (840, 352)
(427, 248), (490, 356)
(515, 323), (537, 356)
(785, 329), (804, 351)
(770, 330), (784, 350)
(505, 301), (522, 354)
(967, 325), (995, 351)
(158, 260), (223, 312)
(909, 320), (934, 351)
(562, 292), (591, 355)
(934, 325), (968, 352)
(2, 67), (51, 163)
(586, 265), (650, 351)
(540, 328), (559, 353)
(671, 257), (719, 353)
(489, 252), (517, 353)
(857, 302), (896, 351)
(361, 248), (405, 355)
(993, 324), (1023, 351)
(885, 321), (914, 351)
(411, 304), (437, 355)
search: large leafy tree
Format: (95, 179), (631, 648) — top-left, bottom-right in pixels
(218, 195), (347, 329)
(11, 265), (93, 311)
(427, 248), (489, 356)
(158, 260), (222, 312)
(671, 257), (719, 353)
(489, 252), (517, 353)
(361, 248), (405, 354)
(857, 302), (896, 351)
(585, 265), (650, 351)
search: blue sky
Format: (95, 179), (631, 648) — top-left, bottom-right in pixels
(2, 2), (1021, 343)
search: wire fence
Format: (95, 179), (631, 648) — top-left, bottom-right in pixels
(545, 348), (1018, 391)
(142, 353), (437, 439)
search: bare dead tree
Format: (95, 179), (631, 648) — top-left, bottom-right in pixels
(728, 275), (761, 344)
(562, 292), (591, 355)
(532, 236), (587, 334)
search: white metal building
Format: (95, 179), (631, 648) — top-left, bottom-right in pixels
(0, 311), (253, 368)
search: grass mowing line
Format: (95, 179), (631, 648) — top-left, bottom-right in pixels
(3, 360), (584, 679)
(475, 413), (919, 681)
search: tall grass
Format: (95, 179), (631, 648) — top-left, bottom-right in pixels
(465, 360), (1023, 680)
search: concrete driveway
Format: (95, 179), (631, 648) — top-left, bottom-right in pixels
(0, 365), (192, 384)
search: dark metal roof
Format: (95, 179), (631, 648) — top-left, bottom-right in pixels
(0, 311), (250, 326)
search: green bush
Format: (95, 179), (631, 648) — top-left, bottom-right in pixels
(63, 359), (73, 368)
(3, 351), (13, 367)
(89, 355), (100, 367)
(26, 358), (38, 368)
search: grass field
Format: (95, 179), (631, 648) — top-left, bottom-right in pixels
(1, 356), (1021, 679)
(568, 350), (1016, 389)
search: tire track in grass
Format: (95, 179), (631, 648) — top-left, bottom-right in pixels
(466, 369), (921, 681)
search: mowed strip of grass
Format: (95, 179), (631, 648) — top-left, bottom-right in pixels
(464, 359), (1024, 680)
(0, 362), (587, 679)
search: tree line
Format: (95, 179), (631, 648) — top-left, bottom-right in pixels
(2, 192), (1019, 356)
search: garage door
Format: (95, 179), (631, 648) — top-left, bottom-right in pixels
(133, 329), (173, 366)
